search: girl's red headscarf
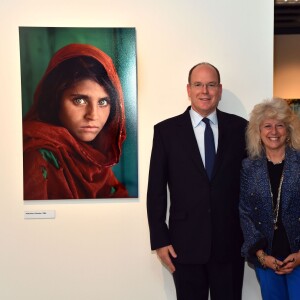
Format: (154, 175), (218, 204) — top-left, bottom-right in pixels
(24, 43), (126, 166)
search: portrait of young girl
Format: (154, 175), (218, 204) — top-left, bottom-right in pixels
(22, 42), (133, 200)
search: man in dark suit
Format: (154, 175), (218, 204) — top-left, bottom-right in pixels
(147, 63), (247, 300)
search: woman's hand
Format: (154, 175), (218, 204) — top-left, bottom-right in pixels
(256, 249), (300, 274)
(275, 252), (300, 275)
(263, 254), (284, 271)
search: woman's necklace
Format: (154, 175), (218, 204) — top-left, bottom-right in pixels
(268, 173), (284, 230)
(267, 155), (285, 165)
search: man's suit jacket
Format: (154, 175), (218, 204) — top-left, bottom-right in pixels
(147, 107), (247, 264)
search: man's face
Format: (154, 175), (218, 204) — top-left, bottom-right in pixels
(187, 64), (222, 117)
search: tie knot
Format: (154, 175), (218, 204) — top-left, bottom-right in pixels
(202, 118), (210, 126)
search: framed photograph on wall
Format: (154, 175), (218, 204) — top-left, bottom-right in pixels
(20, 27), (138, 200)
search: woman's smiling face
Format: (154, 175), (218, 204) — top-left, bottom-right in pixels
(59, 79), (111, 142)
(259, 118), (287, 153)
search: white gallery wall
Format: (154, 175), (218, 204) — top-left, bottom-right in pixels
(0, 1), (273, 299)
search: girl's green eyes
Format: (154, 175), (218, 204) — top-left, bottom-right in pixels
(73, 98), (86, 105)
(98, 98), (110, 106)
(73, 97), (110, 106)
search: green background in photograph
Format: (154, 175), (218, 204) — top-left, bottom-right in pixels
(19, 27), (138, 198)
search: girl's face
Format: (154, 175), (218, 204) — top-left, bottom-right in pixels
(59, 79), (111, 142)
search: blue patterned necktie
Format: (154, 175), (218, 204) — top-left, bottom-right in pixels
(202, 118), (215, 180)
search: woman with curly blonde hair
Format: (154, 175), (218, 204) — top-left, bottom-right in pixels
(239, 98), (300, 300)
(246, 98), (300, 159)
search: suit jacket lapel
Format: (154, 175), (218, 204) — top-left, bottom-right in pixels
(211, 110), (228, 178)
(177, 107), (207, 176)
(282, 148), (299, 212)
